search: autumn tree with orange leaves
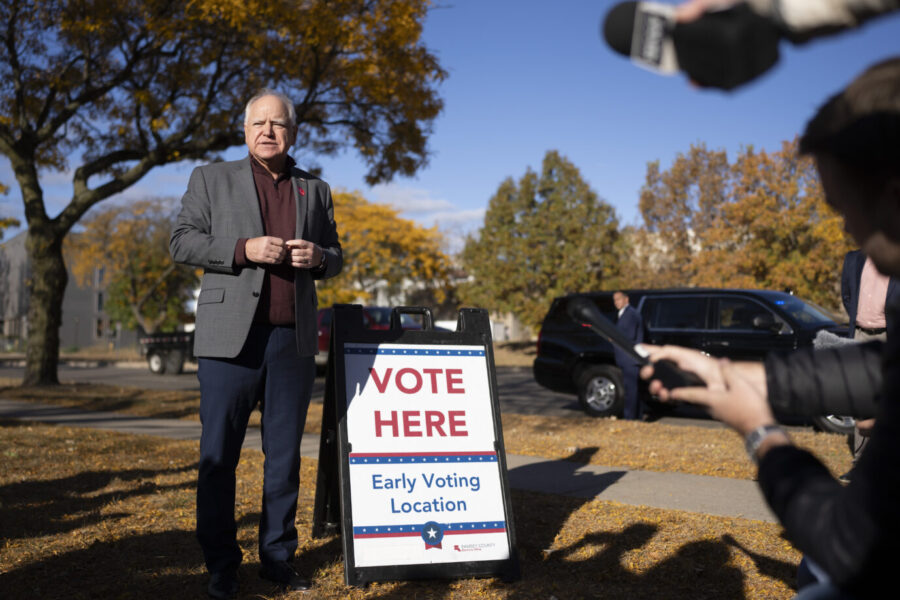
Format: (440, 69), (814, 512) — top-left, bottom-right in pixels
(66, 199), (198, 334)
(315, 190), (453, 309)
(627, 140), (853, 310)
(0, 0), (445, 384)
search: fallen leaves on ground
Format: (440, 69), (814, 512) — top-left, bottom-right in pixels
(1, 420), (800, 599)
(500, 414), (853, 480)
(0, 383), (322, 432)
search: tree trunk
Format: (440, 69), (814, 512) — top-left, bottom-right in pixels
(23, 226), (67, 386)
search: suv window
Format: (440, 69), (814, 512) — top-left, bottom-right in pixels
(771, 295), (839, 327)
(716, 297), (777, 331)
(643, 297), (708, 330)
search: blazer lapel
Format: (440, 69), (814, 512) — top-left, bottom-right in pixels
(888, 277), (900, 305)
(236, 157), (265, 236)
(293, 172), (309, 239)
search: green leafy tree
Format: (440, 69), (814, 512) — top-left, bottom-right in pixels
(66, 199), (198, 334)
(0, 0), (445, 384)
(460, 150), (621, 332)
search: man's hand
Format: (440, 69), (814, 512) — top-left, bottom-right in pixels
(286, 239), (323, 269)
(245, 236), (287, 264)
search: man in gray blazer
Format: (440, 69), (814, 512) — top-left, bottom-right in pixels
(170, 90), (342, 599)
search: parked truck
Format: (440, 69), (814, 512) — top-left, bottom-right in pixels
(139, 331), (194, 374)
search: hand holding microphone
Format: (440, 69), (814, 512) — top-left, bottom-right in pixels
(602, 1), (782, 90)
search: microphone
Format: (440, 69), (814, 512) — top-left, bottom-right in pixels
(567, 297), (648, 364)
(602, 1), (782, 90)
(566, 296), (705, 390)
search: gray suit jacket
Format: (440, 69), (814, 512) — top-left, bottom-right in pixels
(170, 156), (342, 358)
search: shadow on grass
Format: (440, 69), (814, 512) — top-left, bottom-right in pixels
(506, 446), (627, 494)
(0, 445), (797, 599)
(724, 533), (797, 590)
(0, 464), (196, 542)
(0, 526), (344, 600)
(0, 529), (206, 599)
(358, 447), (797, 600)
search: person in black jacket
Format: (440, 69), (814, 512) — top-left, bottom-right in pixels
(642, 57), (900, 599)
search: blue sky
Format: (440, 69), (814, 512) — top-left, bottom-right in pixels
(2, 1), (898, 249)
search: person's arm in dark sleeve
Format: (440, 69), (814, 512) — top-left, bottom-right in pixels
(765, 341), (883, 418)
(634, 310), (644, 344)
(758, 400), (900, 595)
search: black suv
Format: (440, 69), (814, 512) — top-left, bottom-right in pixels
(534, 288), (846, 420)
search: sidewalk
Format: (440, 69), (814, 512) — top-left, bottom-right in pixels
(0, 398), (776, 523)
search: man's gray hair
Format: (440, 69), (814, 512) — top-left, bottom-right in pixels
(244, 89), (297, 126)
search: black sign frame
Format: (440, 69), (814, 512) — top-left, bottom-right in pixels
(312, 305), (520, 586)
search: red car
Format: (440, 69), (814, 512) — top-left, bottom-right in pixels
(316, 306), (423, 366)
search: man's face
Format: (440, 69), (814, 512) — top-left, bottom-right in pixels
(817, 154), (900, 276)
(613, 293), (628, 310)
(244, 95), (297, 166)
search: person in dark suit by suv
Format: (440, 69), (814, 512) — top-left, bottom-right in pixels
(613, 291), (644, 420)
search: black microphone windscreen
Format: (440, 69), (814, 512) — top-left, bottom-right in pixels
(603, 1), (638, 57)
(566, 297), (602, 328)
(567, 297), (648, 364)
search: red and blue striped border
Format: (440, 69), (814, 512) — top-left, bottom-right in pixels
(344, 346), (485, 357)
(353, 521), (506, 539)
(349, 451), (497, 465)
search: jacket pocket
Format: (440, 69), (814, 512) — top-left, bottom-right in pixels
(197, 288), (225, 305)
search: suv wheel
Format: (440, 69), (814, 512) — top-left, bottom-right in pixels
(577, 365), (624, 417)
(811, 414), (856, 435)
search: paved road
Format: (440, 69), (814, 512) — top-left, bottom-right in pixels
(0, 362), (723, 427)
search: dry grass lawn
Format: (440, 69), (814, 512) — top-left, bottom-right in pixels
(1, 343), (852, 598)
(0, 382), (852, 482)
(1, 420), (802, 599)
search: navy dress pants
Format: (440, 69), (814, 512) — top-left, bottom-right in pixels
(620, 363), (642, 421)
(196, 324), (315, 574)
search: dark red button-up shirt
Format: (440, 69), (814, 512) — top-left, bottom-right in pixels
(234, 155), (297, 325)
